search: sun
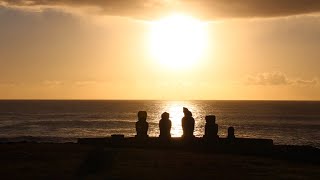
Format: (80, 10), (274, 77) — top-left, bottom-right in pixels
(149, 14), (207, 69)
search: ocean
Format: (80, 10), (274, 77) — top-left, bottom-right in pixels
(0, 100), (319, 148)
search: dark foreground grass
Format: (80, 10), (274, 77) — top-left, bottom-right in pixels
(0, 143), (319, 179)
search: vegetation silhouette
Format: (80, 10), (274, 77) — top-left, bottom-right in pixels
(76, 147), (114, 178)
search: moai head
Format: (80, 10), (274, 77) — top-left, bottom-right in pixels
(205, 115), (216, 124)
(183, 107), (192, 117)
(138, 111), (147, 121)
(161, 112), (169, 119)
(183, 107), (189, 115)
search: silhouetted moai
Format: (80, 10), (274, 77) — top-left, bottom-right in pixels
(227, 127), (235, 140)
(182, 107), (195, 139)
(159, 112), (172, 140)
(203, 115), (219, 140)
(135, 111), (149, 138)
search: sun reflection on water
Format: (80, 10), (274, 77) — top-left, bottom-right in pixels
(161, 101), (198, 137)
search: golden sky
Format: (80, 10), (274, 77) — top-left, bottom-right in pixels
(0, 0), (320, 100)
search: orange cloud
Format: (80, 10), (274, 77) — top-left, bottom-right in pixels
(2, 0), (320, 19)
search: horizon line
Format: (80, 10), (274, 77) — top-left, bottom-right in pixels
(0, 99), (320, 101)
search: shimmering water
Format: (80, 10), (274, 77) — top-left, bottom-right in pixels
(0, 100), (319, 147)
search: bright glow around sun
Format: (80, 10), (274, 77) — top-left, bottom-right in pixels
(149, 14), (207, 69)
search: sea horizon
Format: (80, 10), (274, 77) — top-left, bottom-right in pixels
(1, 100), (319, 148)
(1, 99), (320, 101)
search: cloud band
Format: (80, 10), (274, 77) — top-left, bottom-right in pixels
(1, 0), (320, 19)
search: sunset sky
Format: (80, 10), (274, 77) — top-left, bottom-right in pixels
(1, 0), (320, 100)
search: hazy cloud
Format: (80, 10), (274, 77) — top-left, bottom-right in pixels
(246, 72), (318, 86)
(0, 82), (16, 87)
(43, 80), (63, 86)
(246, 72), (291, 86)
(74, 81), (97, 86)
(295, 78), (318, 86)
(1, 0), (320, 19)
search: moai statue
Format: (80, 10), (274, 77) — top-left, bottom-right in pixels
(135, 111), (149, 138)
(159, 112), (172, 140)
(227, 127), (235, 140)
(182, 107), (195, 139)
(203, 115), (219, 140)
